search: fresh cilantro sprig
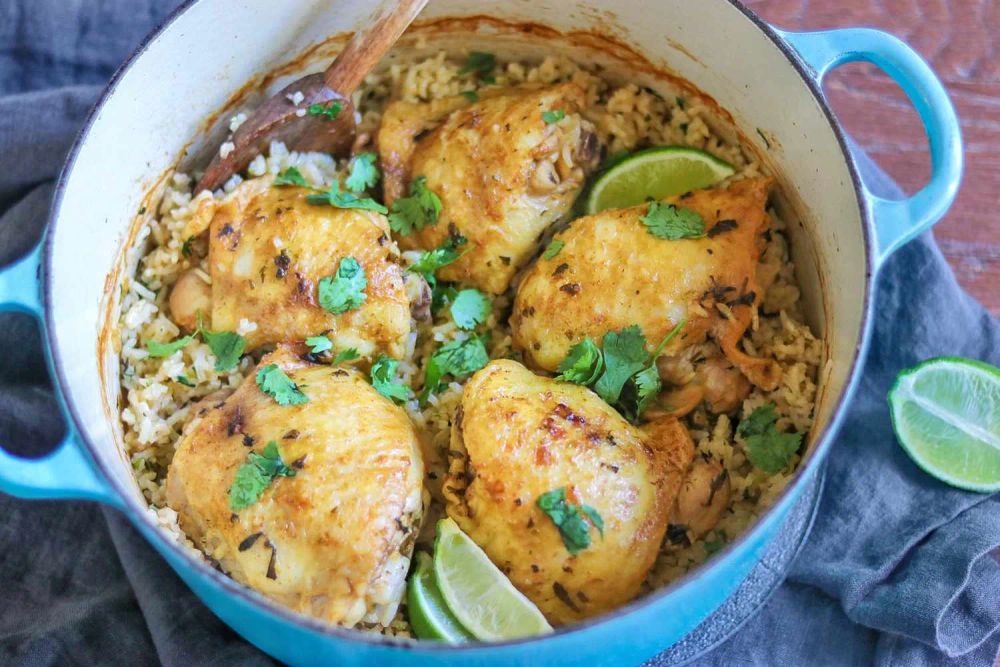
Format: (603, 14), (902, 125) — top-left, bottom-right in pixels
(333, 348), (360, 364)
(146, 335), (195, 359)
(737, 403), (802, 473)
(145, 318), (246, 372)
(459, 51), (496, 83)
(228, 441), (297, 511)
(370, 355), (412, 404)
(388, 176), (442, 235)
(536, 487), (604, 555)
(318, 257), (368, 315)
(640, 201), (705, 240)
(420, 336), (489, 404)
(556, 338), (603, 385)
(542, 239), (565, 260)
(305, 335), (332, 354)
(274, 166), (308, 187)
(345, 152), (380, 193)
(256, 364), (309, 406)
(307, 101), (343, 120)
(274, 167), (387, 213)
(407, 234), (468, 284)
(450, 289), (492, 330)
(306, 180), (388, 213)
(542, 110), (566, 124)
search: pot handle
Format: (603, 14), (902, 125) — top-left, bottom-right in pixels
(0, 243), (119, 505)
(775, 28), (963, 267)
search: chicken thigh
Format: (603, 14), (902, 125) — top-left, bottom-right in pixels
(166, 346), (424, 627)
(377, 83), (600, 294)
(443, 359), (693, 624)
(511, 177), (781, 390)
(170, 176), (411, 358)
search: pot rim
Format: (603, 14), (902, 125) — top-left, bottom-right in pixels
(43, 0), (874, 654)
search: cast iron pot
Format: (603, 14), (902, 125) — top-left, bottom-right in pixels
(0, 1), (962, 665)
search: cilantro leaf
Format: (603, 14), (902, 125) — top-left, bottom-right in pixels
(461, 90), (479, 102)
(640, 201), (705, 240)
(146, 334), (195, 358)
(305, 336), (332, 354)
(542, 110), (566, 124)
(459, 51), (496, 79)
(536, 487), (603, 555)
(306, 180), (387, 214)
(370, 355), (412, 404)
(318, 257), (368, 315)
(274, 166), (307, 187)
(175, 375), (195, 387)
(737, 403), (802, 473)
(256, 364), (309, 406)
(307, 101), (343, 120)
(420, 336), (489, 403)
(332, 348), (360, 364)
(542, 239), (565, 260)
(408, 235), (468, 280)
(388, 176), (442, 235)
(557, 338), (603, 385)
(450, 289), (491, 330)
(617, 364), (661, 422)
(593, 326), (649, 405)
(345, 152), (380, 193)
(228, 440), (296, 511)
(181, 237), (194, 257)
(201, 329), (246, 371)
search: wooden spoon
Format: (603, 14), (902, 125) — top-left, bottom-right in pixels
(197, 0), (429, 193)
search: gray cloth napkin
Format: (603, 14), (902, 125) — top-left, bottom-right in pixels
(1, 2), (997, 665)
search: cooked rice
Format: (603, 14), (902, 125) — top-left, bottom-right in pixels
(116, 52), (821, 635)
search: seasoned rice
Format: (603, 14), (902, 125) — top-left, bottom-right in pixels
(116, 52), (821, 634)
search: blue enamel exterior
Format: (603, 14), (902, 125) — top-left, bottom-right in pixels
(0, 21), (963, 667)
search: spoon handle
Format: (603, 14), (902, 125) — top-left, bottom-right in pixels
(324, 0), (429, 95)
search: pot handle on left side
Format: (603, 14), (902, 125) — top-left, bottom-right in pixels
(0, 243), (119, 505)
(775, 27), (963, 268)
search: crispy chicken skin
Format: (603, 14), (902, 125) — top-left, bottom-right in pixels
(173, 176), (411, 357)
(443, 360), (693, 624)
(511, 177), (781, 390)
(166, 347), (423, 627)
(377, 83), (600, 294)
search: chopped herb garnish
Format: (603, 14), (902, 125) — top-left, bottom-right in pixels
(176, 375), (195, 387)
(370, 355), (412, 404)
(431, 282), (459, 313)
(307, 101), (343, 121)
(274, 166), (308, 187)
(318, 257), (368, 315)
(737, 403), (802, 473)
(306, 180), (388, 213)
(181, 237), (194, 257)
(542, 110), (566, 124)
(542, 239), (565, 260)
(593, 325), (650, 405)
(388, 176), (442, 235)
(332, 348), (360, 364)
(146, 334), (195, 358)
(557, 338), (603, 385)
(345, 152), (380, 193)
(460, 90), (479, 102)
(256, 364), (309, 406)
(450, 289), (491, 330)
(407, 234), (468, 284)
(228, 440), (297, 511)
(305, 336), (332, 354)
(536, 487), (603, 555)
(420, 336), (489, 403)
(640, 201), (705, 240)
(459, 51), (496, 80)
(201, 329), (246, 372)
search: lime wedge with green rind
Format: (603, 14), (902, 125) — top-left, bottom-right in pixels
(433, 518), (552, 641)
(585, 146), (735, 214)
(889, 356), (1000, 492)
(407, 551), (474, 643)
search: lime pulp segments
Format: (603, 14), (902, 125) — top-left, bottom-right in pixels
(585, 146), (735, 214)
(407, 552), (474, 643)
(433, 518), (552, 641)
(889, 356), (1000, 492)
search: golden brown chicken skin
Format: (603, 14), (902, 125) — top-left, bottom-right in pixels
(511, 177), (781, 390)
(166, 346), (423, 627)
(170, 176), (411, 358)
(377, 83), (600, 294)
(443, 360), (693, 624)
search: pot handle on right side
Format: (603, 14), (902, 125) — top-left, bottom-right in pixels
(775, 28), (963, 268)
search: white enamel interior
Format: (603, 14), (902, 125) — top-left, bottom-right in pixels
(49, 0), (864, 579)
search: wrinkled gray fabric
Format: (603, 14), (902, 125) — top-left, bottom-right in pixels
(0, 2), (998, 666)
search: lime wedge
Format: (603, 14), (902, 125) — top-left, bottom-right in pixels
(433, 518), (552, 641)
(407, 551), (475, 643)
(585, 146), (735, 214)
(889, 356), (1000, 492)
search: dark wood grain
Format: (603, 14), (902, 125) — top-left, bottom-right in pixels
(746, 0), (1000, 316)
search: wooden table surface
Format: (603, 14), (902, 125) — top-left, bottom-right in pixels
(746, 0), (999, 316)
